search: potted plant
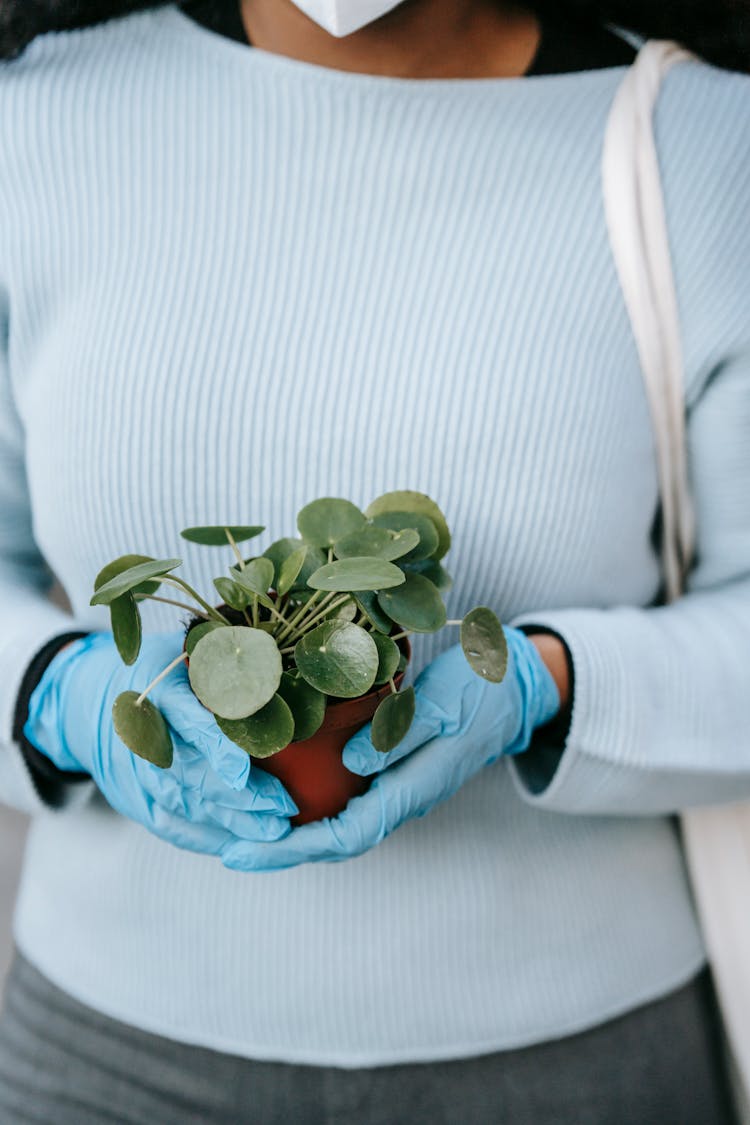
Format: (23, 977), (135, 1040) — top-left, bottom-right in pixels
(90, 492), (508, 824)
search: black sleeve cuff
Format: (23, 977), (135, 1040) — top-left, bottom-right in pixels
(517, 624), (575, 744)
(510, 625), (575, 794)
(12, 631), (92, 807)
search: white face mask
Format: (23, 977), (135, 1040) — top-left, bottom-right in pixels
(290, 0), (404, 37)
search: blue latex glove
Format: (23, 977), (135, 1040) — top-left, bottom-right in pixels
(23, 632), (297, 853)
(220, 626), (560, 872)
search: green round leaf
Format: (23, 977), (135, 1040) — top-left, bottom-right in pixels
(370, 511), (438, 562)
(372, 633), (401, 685)
(371, 687), (416, 753)
(213, 576), (250, 611)
(188, 626), (282, 719)
(295, 621), (378, 698)
(333, 525), (421, 562)
(229, 555), (257, 573)
(365, 491), (451, 560)
(112, 691), (173, 768)
(460, 607), (509, 683)
(214, 695), (295, 759)
(261, 539), (327, 590)
(297, 498), (366, 549)
(180, 525), (265, 546)
(277, 547), (308, 597)
(332, 525), (391, 560)
(354, 591), (394, 634)
(94, 554), (161, 597)
(380, 528), (422, 561)
(307, 558), (406, 593)
(377, 572), (446, 633)
(110, 592), (142, 666)
(233, 558), (275, 608)
(248, 589), (276, 612)
(185, 620), (225, 656)
(329, 597), (358, 623)
(90, 558), (183, 606)
(402, 558), (453, 593)
(277, 672), (327, 742)
(233, 556), (274, 594)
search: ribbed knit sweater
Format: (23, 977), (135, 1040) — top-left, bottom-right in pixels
(0, 4), (748, 1065)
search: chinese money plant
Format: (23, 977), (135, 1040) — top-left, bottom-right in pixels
(90, 492), (508, 769)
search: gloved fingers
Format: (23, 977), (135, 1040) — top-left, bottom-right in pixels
(202, 767), (299, 817)
(199, 801), (293, 843)
(369, 726), (503, 825)
(215, 764), (298, 817)
(103, 747), (192, 819)
(219, 818), (345, 872)
(146, 804), (236, 856)
(343, 635), (549, 779)
(154, 775), (293, 830)
(94, 762), (289, 850)
(342, 689), (449, 776)
(155, 681), (252, 791)
(219, 821), (328, 872)
(219, 731), (488, 871)
(173, 745), (299, 817)
(220, 785), (389, 872)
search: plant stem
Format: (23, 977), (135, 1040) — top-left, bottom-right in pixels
(142, 594), (211, 620)
(289, 594), (351, 641)
(275, 590), (325, 645)
(389, 630), (412, 642)
(243, 607), (253, 627)
(136, 651), (188, 706)
(277, 591), (340, 645)
(388, 677), (397, 695)
(162, 577), (230, 624)
(265, 601), (293, 629)
(446, 620), (463, 626)
(224, 528), (245, 571)
(252, 594), (259, 629)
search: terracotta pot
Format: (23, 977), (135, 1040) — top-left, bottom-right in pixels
(255, 666), (407, 826)
(184, 605), (409, 826)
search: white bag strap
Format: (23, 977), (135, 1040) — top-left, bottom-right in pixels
(601, 39), (696, 600)
(602, 41), (750, 1119)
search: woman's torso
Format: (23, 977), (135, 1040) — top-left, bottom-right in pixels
(0, 3), (715, 1063)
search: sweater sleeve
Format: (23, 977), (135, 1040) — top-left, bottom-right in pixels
(0, 294), (96, 814)
(507, 63), (750, 816)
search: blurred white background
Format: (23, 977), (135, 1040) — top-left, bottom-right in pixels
(0, 810), (27, 984)
(0, 579), (69, 984)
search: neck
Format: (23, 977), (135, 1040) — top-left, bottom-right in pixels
(240, 0), (542, 78)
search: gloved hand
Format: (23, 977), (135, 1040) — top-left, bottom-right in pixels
(220, 626), (560, 872)
(23, 631), (297, 853)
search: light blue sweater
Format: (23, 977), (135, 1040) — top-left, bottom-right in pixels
(0, 4), (748, 1066)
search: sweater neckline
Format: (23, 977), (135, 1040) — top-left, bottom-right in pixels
(164, 3), (634, 92)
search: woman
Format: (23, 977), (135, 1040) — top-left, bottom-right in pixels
(0, 0), (747, 1121)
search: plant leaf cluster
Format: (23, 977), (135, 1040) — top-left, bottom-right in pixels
(90, 493), (507, 769)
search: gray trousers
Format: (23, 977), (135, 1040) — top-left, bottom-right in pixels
(0, 950), (737, 1125)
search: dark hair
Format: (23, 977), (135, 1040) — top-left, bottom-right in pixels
(1, 0), (748, 71)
